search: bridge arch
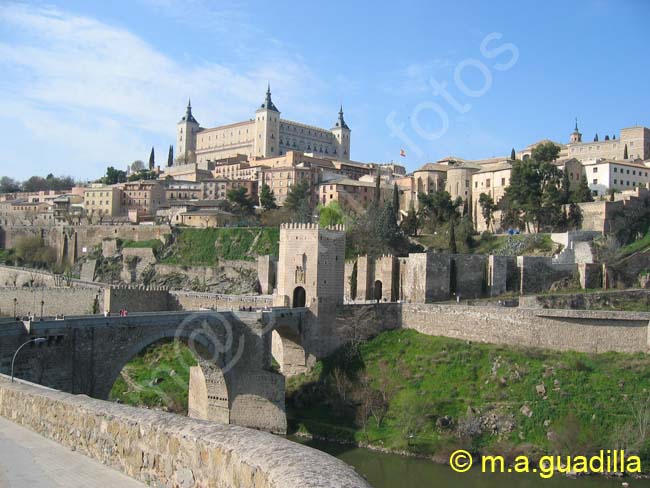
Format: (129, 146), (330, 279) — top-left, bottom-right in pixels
(101, 330), (231, 424)
(271, 326), (308, 377)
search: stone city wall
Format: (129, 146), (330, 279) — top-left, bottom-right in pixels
(257, 256), (277, 295)
(400, 303), (650, 354)
(0, 378), (371, 488)
(518, 289), (650, 310)
(0, 287), (103, 317)
(0, 224), (171, 264)
(517, 256), (577, 295)
(104, 286), (172, 314)
(170, 290), (272, 311)
(451, 254), (487, 299)
(0, 264), (99, 288)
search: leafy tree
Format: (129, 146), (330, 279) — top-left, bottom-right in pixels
(0, 176), (21, 193)
(101, 166), (127, 185)
(510, 148), (516, 160)
(503, 157), (563, 232)
(347, 201), (409, 258)
(130, 160), (145, 173)
(14, 236), (57, 270)
(567, 202), (583, 230)
(318, 201), (345, 227)
(259, 184), (277, 210)
(22, 175), (74, 192)
(560, 169), (571, 204)
(478, 193), (496, 231)
(148, 147), (155, 170)
(572, 174), (594, 203)
(531, 141), (561, 163)
(401, 204), (419, 236)
(417, 190), (460, 231)
(284, 179), (313, 223)
(127, 170), (157, 182)
(226, 187), (254, 215)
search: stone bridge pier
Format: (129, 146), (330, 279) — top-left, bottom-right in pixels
(0, 311), (288, 433)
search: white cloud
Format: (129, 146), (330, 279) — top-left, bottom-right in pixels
(0, 3), (328, 178)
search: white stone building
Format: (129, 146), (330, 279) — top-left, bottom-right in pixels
(176, 86), (351, 165)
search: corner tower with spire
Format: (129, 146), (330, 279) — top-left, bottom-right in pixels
(254, 84), (281, 158)
(331, 105), (351, 159)
(569, 117), (582, 143)
(176, 99), (200, 164)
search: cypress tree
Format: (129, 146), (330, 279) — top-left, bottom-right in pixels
(510, 148), (516, 160)
(392, 182), (399, 224)
(148, 146), (155, 170)
(594, 133), (599, 142)
(373, 168), (381, 206)
(167, 145), (174, 166)
(449, 219), (457, 254)
(624, 144), (629, 159)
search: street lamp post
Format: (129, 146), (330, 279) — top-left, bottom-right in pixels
(11, 337), (47, 383)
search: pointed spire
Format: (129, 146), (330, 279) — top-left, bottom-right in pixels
(574, 116), (579, 132)
(259, 83), (278, 112)
(335, 104), (349, 130)
(180, 97), (197, 124)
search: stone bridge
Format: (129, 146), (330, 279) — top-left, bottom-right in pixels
(0, 309), (310, 434)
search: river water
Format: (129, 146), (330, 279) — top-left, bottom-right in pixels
(291, 437), (650, 488)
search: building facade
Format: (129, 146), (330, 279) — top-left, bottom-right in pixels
(176, 87), (352, 165)
(83, 185), (123, 218)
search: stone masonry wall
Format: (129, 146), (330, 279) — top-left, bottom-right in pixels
(0, 377), (371, 488)
(400, 303), (650, 353)
(0, 287), (103, 317)
(451, 254), (487, 299)
(518, 289), (650, 310)
(170, 291), (272, 311)
(517, 256), (577, 294)
(104, 287), (172, 314)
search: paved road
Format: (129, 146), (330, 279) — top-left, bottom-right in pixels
(0, 416), (145, 487)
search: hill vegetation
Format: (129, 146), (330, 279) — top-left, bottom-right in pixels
(146, 227), (280, 265)
(109, 341), (197, 414)
(287, 329), (650, 468)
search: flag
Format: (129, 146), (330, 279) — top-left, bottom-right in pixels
(400, 149), (406, 157)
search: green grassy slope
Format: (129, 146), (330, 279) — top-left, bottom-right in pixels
(161, 227), (280, 265)
(109, 341), (198, 414)
(287, 329), (650, 464)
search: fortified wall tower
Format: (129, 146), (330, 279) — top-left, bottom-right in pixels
(273, 223), (345, 315)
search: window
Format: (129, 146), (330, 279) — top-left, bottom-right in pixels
(614, 179), (617, 184)
(593, 167), (598, 173)
(593, 179), (597, 184)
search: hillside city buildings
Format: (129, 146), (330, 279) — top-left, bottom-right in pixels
(1, 87), (649, 232)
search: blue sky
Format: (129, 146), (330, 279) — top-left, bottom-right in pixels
(1, 0), (649, 180)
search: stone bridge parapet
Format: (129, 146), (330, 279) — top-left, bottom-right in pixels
(0, 376), (370, 488)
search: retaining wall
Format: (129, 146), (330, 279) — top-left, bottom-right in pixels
(400, 303), (650, 353)
(0, 287), (102, 317)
